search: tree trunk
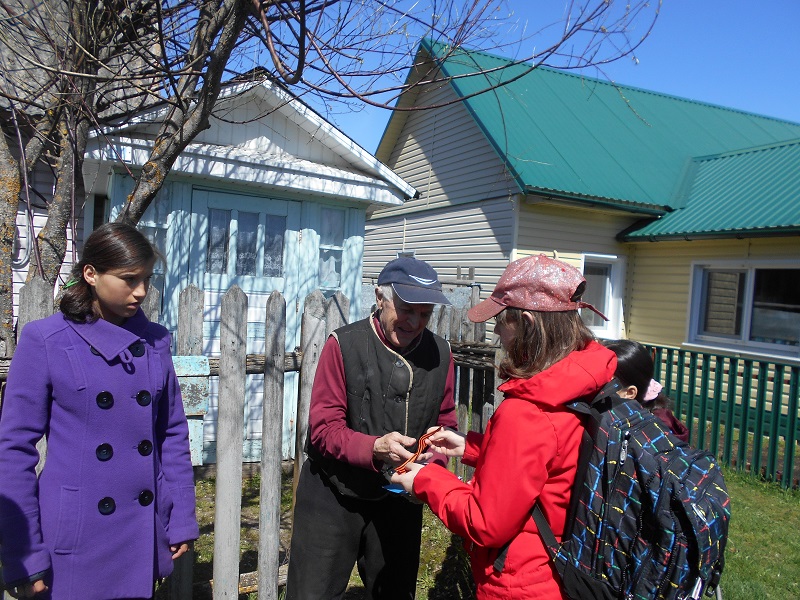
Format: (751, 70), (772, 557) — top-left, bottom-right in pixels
(0, 133), (21, 356)
(119, 0), (249, 224)
(27, 112), (90, 286)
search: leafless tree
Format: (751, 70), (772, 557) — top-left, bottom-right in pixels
(0, 0), (660, 350)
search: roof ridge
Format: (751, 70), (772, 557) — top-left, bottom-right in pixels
(692, 136), (800, 162)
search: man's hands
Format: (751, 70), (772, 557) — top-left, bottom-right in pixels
(373, 431), (416, 465)
(388, 426), (467, 498)
(374, 426), (466, 468)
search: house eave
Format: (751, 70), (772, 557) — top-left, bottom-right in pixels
(86, 139), (406, 207)
(89, 79), (417, 202)
(621, 227), (800, 242)
(524, 187), (667, 216)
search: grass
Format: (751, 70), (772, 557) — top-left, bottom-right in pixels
(160, 464), (799, 599)
(719, 467), (800, 600)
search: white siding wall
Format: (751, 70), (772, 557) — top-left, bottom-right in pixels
(516, 201), (636, 259)
(372, 82), (521, 218)
(12, 166), (81, 324)
(192, 93), (354, 172)
(365, 197), (516, 296)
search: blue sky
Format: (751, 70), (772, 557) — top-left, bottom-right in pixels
(327, 0), (800, 154)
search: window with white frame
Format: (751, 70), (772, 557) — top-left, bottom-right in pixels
(691, 264), (800, 353)
(319, 207), (345, 294)
(581, 254), (624, 339)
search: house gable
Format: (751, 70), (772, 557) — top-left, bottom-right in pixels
(370, 67), (522, 220)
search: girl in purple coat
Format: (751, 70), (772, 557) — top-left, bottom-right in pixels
(0, 223), (199, 599)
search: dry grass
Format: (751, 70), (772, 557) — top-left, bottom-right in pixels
(159, 465), (474, 600)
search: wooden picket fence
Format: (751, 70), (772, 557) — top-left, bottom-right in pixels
(3, 278), (800, 599)
(0, 279), (493, 600)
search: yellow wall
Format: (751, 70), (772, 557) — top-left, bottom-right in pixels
(626, 236), (800, 347)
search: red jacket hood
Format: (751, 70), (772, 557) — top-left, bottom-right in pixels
(498, 340), (617, 408)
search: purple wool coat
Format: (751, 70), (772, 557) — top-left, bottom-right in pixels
(0, 309), (199, 599)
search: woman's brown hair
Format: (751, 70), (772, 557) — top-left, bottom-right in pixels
(59, 222), (159, 323)
(495, 307), (595, 380)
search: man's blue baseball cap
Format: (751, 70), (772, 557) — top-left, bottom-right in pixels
(377, 257), (452, 306)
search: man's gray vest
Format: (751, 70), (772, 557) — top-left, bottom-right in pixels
(308, 315), (450, 499)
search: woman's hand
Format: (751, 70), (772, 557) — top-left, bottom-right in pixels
(170, 541), (192, 559)
(390, 460), (425, 496)
(7, 579), (47, 598)
(424, 427), (467, 458)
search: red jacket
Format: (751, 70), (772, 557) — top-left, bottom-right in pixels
(413, 341), (617, 599)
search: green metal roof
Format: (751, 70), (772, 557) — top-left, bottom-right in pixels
(423, 39), (800, 214)
(622, 138), (800, 239)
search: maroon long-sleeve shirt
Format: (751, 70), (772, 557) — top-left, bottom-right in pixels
(308, 316), (457, 472)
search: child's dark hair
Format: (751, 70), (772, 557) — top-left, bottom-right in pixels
(60, 222), (158, 322)
(603, 339), (655, 403)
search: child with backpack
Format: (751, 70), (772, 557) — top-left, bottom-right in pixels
(604, 339), (690, 443)
(391, 254), (616, 599)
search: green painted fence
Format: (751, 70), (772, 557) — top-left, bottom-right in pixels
(648, 345), (799, 490)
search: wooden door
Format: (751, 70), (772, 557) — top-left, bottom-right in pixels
(189, 189), (301, 461)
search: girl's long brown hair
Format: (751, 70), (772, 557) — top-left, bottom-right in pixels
(59, 223), (158, 323)
(495, 307), (595, 380)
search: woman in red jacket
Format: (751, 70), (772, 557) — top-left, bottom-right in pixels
(392, 254), (617, 599)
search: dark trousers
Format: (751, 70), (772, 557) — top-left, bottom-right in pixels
(286, 459), (423, 600)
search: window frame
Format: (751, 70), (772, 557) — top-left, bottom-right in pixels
(688, 259), (800, 357)
(318, 206), (347, 295)
(580, 253), (625, 339)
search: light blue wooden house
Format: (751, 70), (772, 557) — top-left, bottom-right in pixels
(78, 78), (416, 461)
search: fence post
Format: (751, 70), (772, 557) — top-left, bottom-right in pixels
(293, 291), (326, 500)
(325, 291), (349, 336)
(213, 286), (248, 599)
(169, 285), (204, 600)
(142, 285), (161, 323)
(258, 291), (286, 600)
(177, 285), (205, 355)
(18, 278), (54, 476)
(17, 277), (54, 339)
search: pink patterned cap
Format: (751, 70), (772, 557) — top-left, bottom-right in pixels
(467, 254), (608, 323)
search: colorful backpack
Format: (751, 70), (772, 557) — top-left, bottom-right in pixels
(496, 379), (731, 600)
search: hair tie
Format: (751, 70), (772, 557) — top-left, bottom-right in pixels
(644, 379), (663, 401)
(61, 278), (80, 289)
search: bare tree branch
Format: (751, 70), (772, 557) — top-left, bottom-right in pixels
(0, 0), (660, 345)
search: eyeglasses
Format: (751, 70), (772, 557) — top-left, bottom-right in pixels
(393, 426), (443, 474)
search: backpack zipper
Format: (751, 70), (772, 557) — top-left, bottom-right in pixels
(597, 428), (631, 580)
(619, 431), (630, 467)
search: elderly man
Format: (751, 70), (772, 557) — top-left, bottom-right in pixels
(286, 257), (457, 600)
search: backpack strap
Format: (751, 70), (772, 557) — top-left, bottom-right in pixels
(493, 378), (622, 574)
(493, 502), (558, 573)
